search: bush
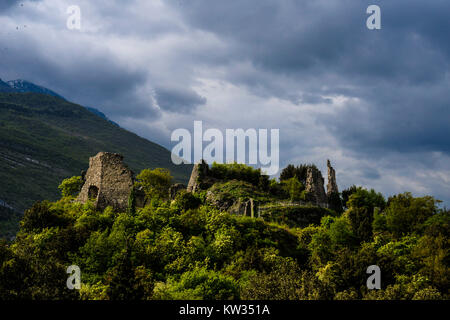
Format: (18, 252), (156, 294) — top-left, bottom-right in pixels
(21, 201), (72, 232)
(385, 193), (438, 238)
(135, 168), (173, 200)
(58, 176), (82, 198)
(153, 266), (239, 300)
(174, 191), (202, 211)
(209, 162), (268, 189)
(261, 205), (334, 229)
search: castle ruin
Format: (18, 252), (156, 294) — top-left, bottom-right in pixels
(187, 159), (210, 193)
(326, 159), (339, 196)
(305, 166), (328, 207)
(304, 159), (342, 210)
(186, 159), (341, 211)
(76, 152), (144, 211)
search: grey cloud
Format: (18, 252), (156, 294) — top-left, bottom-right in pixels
(1, 0), (450, 204)
(0, 1), (22, 12)
(0, 29), (159, 119)
(155, 86), (206, 113)
(170, 0), (450, 158)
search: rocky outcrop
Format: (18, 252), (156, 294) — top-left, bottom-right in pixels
(76, 152), (138, 212)
(326, 160), (339, 196)
(326, 160), (342, 212)
(305, 166), (327, 207)
(187, 159), (209, 192)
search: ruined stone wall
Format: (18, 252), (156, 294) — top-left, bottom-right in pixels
(305, 166), (327, 207)
(76, 152), (134, 212)
(187, 159), (209, 193)
(326, 159), (342, 212)
(326, 160), (339, 196)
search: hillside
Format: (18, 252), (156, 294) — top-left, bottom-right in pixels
(0, 92), (192, 214)
(0, 161), (447, 300)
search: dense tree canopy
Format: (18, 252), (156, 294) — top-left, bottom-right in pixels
(0, 164), (448, 300)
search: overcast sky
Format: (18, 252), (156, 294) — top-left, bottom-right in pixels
(1, 0), (449, 205)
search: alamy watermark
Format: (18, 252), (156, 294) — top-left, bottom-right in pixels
(67, 265), (81, 290)
(171, 121), (279, 175)
(366, 5), (381, 30)
(366, 265), (381, 290)
(66, 5), (81, 30)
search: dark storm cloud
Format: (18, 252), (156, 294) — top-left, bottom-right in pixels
(170, 0), (450, 157)
(1, 0), (449, 203)
(155, 86), (206, 113)
(0, 0), (41, 12)
(0, 1), (21, 11)
(322, 83), (450, 157)
(0, 34), (157, 119)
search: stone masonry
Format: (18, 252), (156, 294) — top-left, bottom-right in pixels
(326, 159), (342, 212)
(326, 159), (339, 196)
(305, 166), (327, 207)
(187, 159), (209, 193)
(76, 152), (135, 212)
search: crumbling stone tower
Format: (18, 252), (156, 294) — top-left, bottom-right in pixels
(326, 160), (343, 212)
(326, 159), (339, 196)
(187, 159), (209, 193)
(305, 166), (327, 207)
(76, 152), (134, 212)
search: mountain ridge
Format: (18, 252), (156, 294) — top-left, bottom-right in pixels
(0, 92), (192, 214)
(0, 78), (118, 126)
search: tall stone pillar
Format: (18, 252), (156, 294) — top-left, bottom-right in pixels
(305, 166), (327, 207)
(326, 160), (342, 212)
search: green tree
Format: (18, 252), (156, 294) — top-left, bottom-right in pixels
(284, 176), (304, 202)
(280, 164), (317, 185)
(153, 266), (239, 300)
(128, 187), (136, 215)
(21, 201), (71, 232)
(173, 190), (202, 211)
(58, 176), (82, 198)
(346, 188), (385, 243)
(341, 185), (359, 208)
(135, 168), (173, 200)
(385, 193), (438, 237)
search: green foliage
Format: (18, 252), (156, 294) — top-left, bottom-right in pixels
(327, 191), (343, 214)
(341, 185), (359, 208)
(283, 176), (304, 202)
(347, 187), (386, 211)
(128, 187), (136, 216)
(136, 168), (173, 200)
(173, 190), (202, 211)
(385, 193), (438, 238)
(268, 179), (289, 199)
(327, 216), (355, 248)
(260, 205), (334, 229)
(240, 255), (306, 300)
(0, 206), (22, 239)
(279, 164), (317, 185)
(0, 163), (448, 300)
(209, 162), (269, 189)
(153, 266), (239, 300)
(58, 176), (83, 198)
(346, 188), (386, 243)
(20, 201), (73, 232)
(207, 180), (270, 209)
